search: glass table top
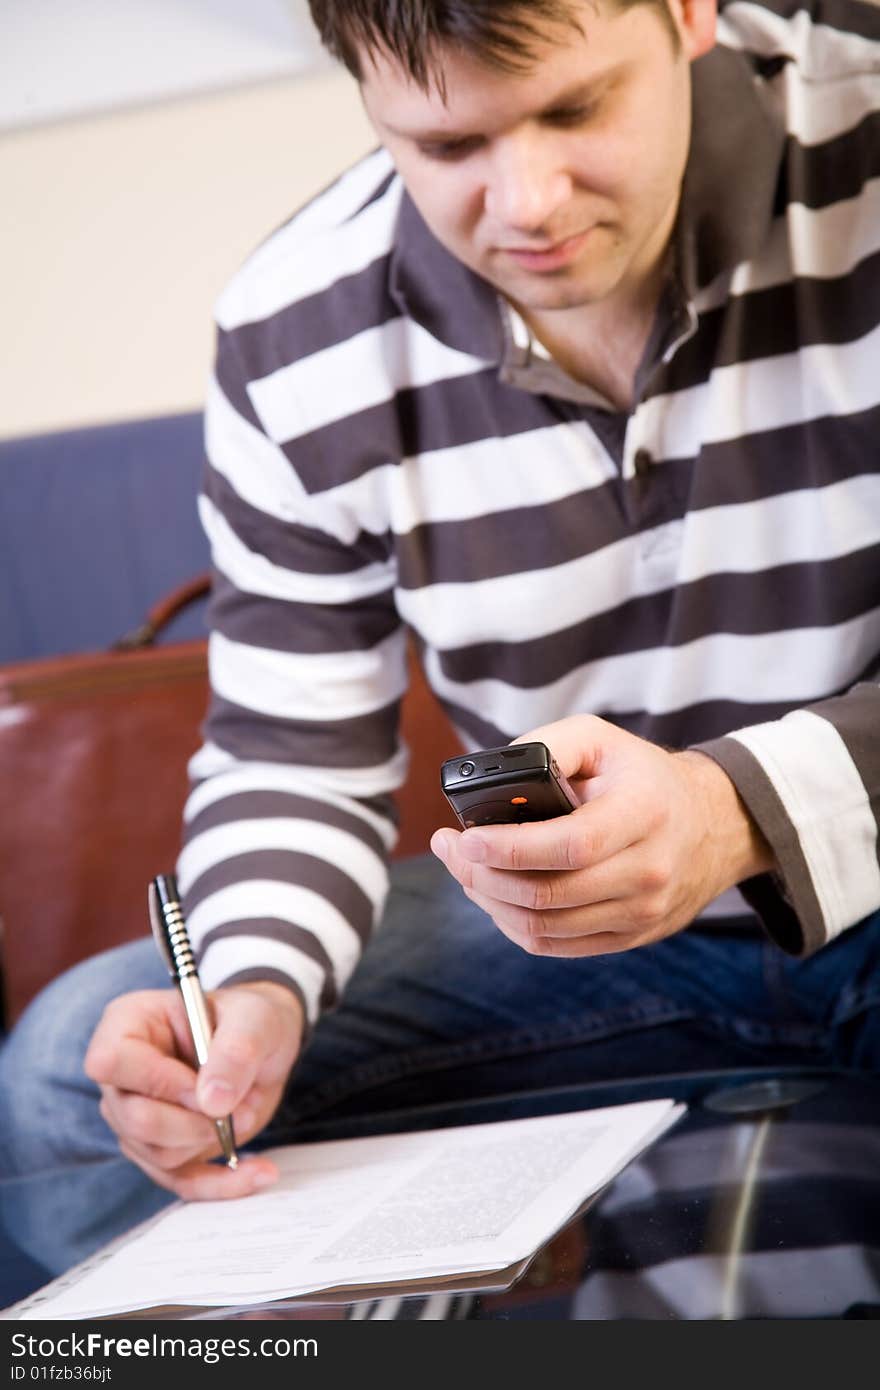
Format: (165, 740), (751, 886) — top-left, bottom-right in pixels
(140, 1066), (880, 1322)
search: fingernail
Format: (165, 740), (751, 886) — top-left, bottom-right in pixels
(201, 1079), (234, 1109)
(459, 833), (487, 862)
(431, 830), (453, 859)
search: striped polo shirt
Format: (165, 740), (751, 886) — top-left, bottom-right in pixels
(179, 0), (880, 1027)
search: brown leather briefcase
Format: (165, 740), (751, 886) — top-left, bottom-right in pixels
(0, 576), (458, 1027)
(0, 575), (212, 1026)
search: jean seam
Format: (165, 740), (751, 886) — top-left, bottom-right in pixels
(284, 1001), (696, 1123)
(833, 985), (880, 1027)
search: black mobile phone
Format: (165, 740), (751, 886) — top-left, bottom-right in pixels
(439, 741), (579, 829)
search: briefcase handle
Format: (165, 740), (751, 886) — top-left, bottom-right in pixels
(110, 573), (211, 652)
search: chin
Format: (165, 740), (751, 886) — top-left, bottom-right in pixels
(482, 255), (621, 313)
(500, 273), (613, 312)
(517, 283), (605, 310)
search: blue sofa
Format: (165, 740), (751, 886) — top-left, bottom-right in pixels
(0, 412), (210, 663)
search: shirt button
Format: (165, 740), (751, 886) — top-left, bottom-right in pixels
(633, 448), (653, 478)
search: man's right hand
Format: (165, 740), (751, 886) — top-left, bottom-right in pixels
(84, 980), (305, 1201)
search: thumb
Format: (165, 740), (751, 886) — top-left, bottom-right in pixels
(511, 714), (610, 783)
(195, 996), (266, 1118)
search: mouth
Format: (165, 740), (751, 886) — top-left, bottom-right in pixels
(499, 228), (593, 273)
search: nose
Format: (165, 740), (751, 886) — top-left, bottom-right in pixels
(483, 130), (572, 235)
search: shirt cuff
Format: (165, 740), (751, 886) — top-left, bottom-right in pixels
(695, 703), (880, 957)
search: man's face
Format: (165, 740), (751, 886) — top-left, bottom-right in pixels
(361, 0), (716, 313)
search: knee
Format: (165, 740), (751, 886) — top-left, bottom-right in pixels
(0, 938), (157, 1165)
(5, 940), (151, 1077)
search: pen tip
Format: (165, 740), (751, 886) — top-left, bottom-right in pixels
(228, 1155), (239, 1171)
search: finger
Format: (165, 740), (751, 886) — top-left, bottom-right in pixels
(99, 1085), (223, 1151)
(85, 988), (201, 1086)
(117, 1139), (278, 1201)
(464, 878), (658, 954)
(116, 1133), (210, 1174)
(87, 1035), (200, 1106)
(211, 986), (302, 1090)
(436, 836), (653, 913)
(101, 1082), (265, 1167)
(196, 988), (292, 1118)
(510, 715), (611, 782)
(440, 796), (644, 873)
(463, 885), (632, 957)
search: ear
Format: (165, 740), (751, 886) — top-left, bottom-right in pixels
(666, 0), (717, 62)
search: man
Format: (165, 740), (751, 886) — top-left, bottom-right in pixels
(2, 0), (879, 1279)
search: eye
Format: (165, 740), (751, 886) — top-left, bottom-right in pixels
(544, 102), (598, 127)
(416, 135), (483, 162)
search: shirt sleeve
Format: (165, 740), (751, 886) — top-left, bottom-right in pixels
(695, 0), (880, 955)
(694, 678), (880, 956)
(175, 320), (406, 1034)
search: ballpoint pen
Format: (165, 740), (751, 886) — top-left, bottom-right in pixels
(148, 873), (239, 1169)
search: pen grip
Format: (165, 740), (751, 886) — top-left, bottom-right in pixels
(180, 973), (239, 1168)
(179, 974), (213, 1068)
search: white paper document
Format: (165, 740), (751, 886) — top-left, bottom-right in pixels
(18, 1098), (683, 1320)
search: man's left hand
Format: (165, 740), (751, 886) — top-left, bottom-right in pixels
(430, 715), (775, 958)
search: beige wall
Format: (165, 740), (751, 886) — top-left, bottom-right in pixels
(6, 3), (878, 443)
(0, 70), (374, 440)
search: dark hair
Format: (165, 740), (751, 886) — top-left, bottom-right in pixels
(307, 1), (674, 93)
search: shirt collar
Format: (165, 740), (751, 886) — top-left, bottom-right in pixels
(676, 40), (785, 299)
(388, 40), (786, 372)
(388, 191), (506, 362)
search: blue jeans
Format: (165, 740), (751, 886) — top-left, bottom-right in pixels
(2, 855), (879, 1276)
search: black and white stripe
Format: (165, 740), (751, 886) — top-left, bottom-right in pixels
(180, 0), (880, 1010)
